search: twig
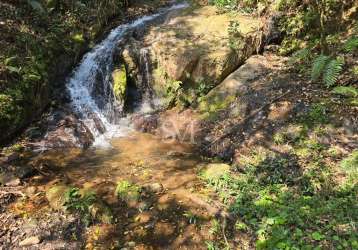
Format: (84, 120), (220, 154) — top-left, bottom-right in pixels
(222, 216), (230, 249)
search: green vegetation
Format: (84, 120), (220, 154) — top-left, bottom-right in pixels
(112, 65), (127, 100)
(204, 150), (357, 248)
(202, 101), (357, 248)
(64, 188), (97, 225)
(212, 0), (357, 91)
(115, 180), (142, 203)
(0, 0), (128, 142)
(64, 187), (113, 225)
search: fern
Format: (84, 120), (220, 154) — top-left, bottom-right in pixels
(311, 55), (330, 81)
(323, 58), (344, 87)
(332, 86), (358, 98)
(26, 0), (46, 14)
(290, 48), (311, 64)
(343, 37), (358, 53)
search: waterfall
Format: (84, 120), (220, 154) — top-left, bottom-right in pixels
(66, 3), (188, 147)
(136, 47), (156, 113)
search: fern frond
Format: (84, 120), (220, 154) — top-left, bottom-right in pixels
(323, 58), (344, 87)
(332, 86), (358, 98)
(343, 37), (358, 53)
(311, 55), (330, 81)
(290, 48), (311, 64)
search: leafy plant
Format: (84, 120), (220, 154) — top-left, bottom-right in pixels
(64, 188), (97, 225)
(343, 37), (358, 53)
(26, 0), (46, 14)
(209, 219), (221, 235)
(323, 57), (344, 87)
(115, 180), (141, 202)
(340, 150), (358, 175)
(228, 20), (244, 50)
(183, 211), (198, 224)
(332, 86), (358, 98)
(311, 55), (344, 87)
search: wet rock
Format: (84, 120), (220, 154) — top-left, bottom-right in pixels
(132, 114), (158, 133)
(33, 109), (94, 150)
(25, 127), (42, 139)
(19, 236), (41, 246)
(45, 185), (70, 211)
(16, 165), (37, 179)
(156, 108), (201, 142)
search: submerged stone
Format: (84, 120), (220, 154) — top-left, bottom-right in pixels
(45, 184), (71, 211)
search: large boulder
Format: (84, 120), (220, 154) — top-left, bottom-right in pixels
(198, 55), (269, 118)
(121, 5), (261, 101)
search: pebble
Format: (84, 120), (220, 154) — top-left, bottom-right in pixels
(145, 182), (164, 193)
(19, 236), (41, 246)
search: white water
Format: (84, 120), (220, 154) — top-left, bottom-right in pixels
(66, 3), (188, 147)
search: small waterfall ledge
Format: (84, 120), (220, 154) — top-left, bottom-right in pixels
(66, 2), (189, 147)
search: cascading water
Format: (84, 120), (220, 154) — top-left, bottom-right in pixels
(66, 2), (188, 147)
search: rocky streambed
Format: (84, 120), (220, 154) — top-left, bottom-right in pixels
(1, 1), (356, 249)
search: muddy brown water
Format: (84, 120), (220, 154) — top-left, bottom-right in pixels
(26, 132), (219, 249)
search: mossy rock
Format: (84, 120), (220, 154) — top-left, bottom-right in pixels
(112, 65), (127, 101)
(45, 184), (71, 211)
(88, 200), (113, 224)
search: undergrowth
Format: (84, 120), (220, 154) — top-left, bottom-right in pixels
(202, 103), (357, 249)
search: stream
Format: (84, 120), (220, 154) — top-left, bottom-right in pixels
(18, 2), (219, 248)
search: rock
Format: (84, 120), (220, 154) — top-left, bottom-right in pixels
(25, 186), (38, 196)
(122, 5), (261, 102)
(0, 172), (20, 186)
(31, 108), (95, 150)
(132, 114), (158, 133)
(261, 12), (283, 46)
(16, 165), (37, 179)
(19, 236), (41, 246)
(202, 163), (231, 180)
(144, 183), (164, 193)
(45, 185), (70, 211)
(1, 152), (19, 164)
(112, 65), (127, 102)
(127, 241), (136, 247)
(156, 108), (201, 142)
(198, 55), (268, 118)
(88, 201), (113, 224)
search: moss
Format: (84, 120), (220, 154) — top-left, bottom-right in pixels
(112, 65), (127, 101)
(198, 94), (236, 121)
